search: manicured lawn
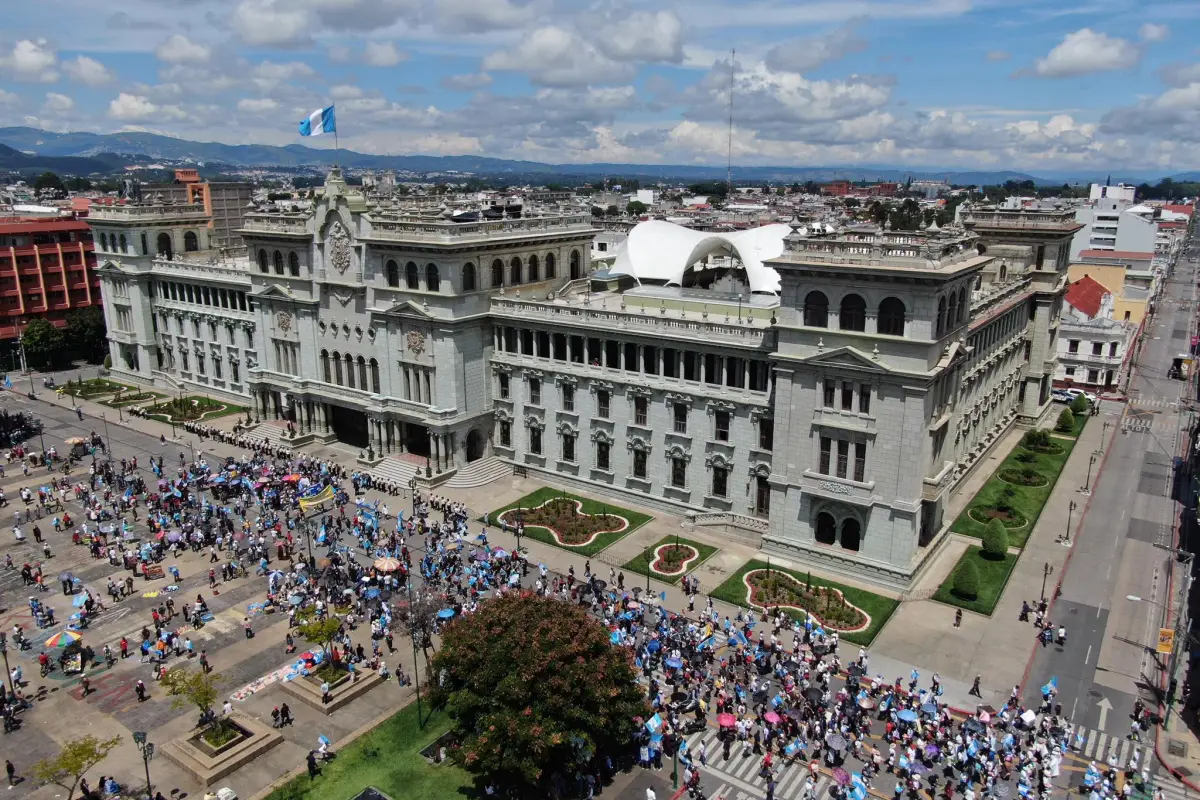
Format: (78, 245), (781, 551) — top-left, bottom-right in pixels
(59, 378), (134, 398)
(486, 487), (652, 558)
(932, 546), (1019, 616)
(264, 703), (473, 800)
(949, 429), (1079, 548)
(100, 390), (163, 408)
(621, 535), (719, 585)
(143, 396), (247, 423)
(711, 559), (899, 647)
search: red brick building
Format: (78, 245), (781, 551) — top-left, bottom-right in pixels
(0, 216), (100, 340)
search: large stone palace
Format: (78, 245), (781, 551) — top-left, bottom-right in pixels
(89, 172), (1080, 589)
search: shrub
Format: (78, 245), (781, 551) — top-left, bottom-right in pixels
(1056, 408), (1075, 432)
(952, 559), (980, 600)
(996, 485), (1017, 512)
(102, 354), (112, 369)
(1070, 394), (1090, 415)
(982, 519), (1009, 558)
(1015, 450), (1037, 464)
(1021, 429), (1051, 450)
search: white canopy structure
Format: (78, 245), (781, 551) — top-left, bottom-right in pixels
(608, 220), (791, 294)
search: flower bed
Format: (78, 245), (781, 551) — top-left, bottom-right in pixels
(650, 544), (700, 576)
(997, 468), (1048, 487)
(60, 378), (134, 398)
(143, 396), (247, 423)
(621, 535), (719, 585)
(966, 506), (1028, 529)
(489, 489), (652, 557)
(742, 569), (871, 633)
(101, 391), (163, 408)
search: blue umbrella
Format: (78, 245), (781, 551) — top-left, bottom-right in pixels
(647, 640), (661, 653)
(72, 594), (88, 608)
(897, 709), (919, 723)
(920, 702), (938, 715)
(664, 656), (684, 669)
(437, 608), (456, 619)
(288, 594), (304, 606)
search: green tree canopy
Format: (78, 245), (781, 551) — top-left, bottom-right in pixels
(32, 734), (121, 800)
(34, 171), (65, 197)
(1069, 394), (1090, 415)
(982, 519), (1009, 559)
(64, 307), (107, 363)
(429, 593), (648, 794)
(1056, 407), (1075, 432)
(953, 559), (980, 600)
(20, 318), (66, 369)
(295, 608), (344, 664)
(625, 200), (648, 216)
(161, 665), (220, 717)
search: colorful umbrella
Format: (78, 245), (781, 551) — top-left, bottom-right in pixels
(45, 630), (82, 649)
(373, 557), (402, 572)
(832, 768), (851, 786)
(437, 608), (456, 619)
(716, 713), (737, 728)
(763, 711), (781, 724)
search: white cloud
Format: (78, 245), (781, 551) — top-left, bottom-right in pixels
(1160, 62), (1200, 88)
(433, 0), (543, 33)
(330, 84), (365, 100)
(765, 19), (867, 74)
(62, 56), (114, 86)
(108, 92), (188, 122)
(238, 98), (281, 113)
(327, 45), (353, 63)
(231, 0), (312, 46)
(1139, 23), (1169, 43)
(483, 26), (635, 87)
(0, 90), (17, 106)
(986, 50), (1011, 62)
(42, 92), (75, 113)
(441, 72), (492, 91)
(594, 11), (684, 63)
(1031, 29), (1141, 78)
(155, 34), (212, 64)
(0, 39), (58, 83)
(364, 41), (406, 67)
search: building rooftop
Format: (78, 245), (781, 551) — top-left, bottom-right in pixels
(1078, 249), (1154, 261)
(1064, 274), (1109, 319)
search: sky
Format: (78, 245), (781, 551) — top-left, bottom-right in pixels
(2, 0), (1199, 173)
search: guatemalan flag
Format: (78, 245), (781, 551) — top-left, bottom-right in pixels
(298, 105), (336, 137)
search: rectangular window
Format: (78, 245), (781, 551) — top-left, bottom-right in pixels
(529, 378), (541, 405)
(529, 428), (542, 455)
(823, 380), (835, 408)
(500, 421), (511, 448)
(759, 418), (774, 450)
(634, 396), (648, 426)
(841, 381), (853, 411)
(1123, 310), (1131, 321)
(562, 383), (574, 412)
(1065, 366), (1076, 376)
(562, 433), (575, 463)
(633, 449), (647, 479)
(1091, 341), (1103, 356)
(715, 410), (730, 442)
(1087, 369), (1099, 383)
(859, 384), (871, 414)
(597, 389), (610, 419)
(498, 373), (510, 399)
(673, 403), (688, 434)
(712, 466), (728, 498)
(671, 457), (686, 488)
(1068, 340), (1079, 354)
(819, 436), (832, 475)
(597, 441), (610, 471)
(1109, 342), (1118, 357)
(836, 440), (849, 479)
(854, 441), (866, 482)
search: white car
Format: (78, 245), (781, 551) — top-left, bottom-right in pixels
(1062, 388), (1097, 405)
(1051, 389), (1072, 403)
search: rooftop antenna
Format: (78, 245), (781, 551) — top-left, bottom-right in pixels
(726, 48), (735, 196)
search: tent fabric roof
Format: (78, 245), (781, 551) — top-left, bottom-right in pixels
(608, 220), (790, 294)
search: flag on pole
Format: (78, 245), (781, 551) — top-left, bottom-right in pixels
(299, 484), (335, 510)
(298, 106), (336, 137)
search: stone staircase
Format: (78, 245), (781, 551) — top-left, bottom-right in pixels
(368, 456), (420, 486)
(248, 421), (293, 449)
(445, 456), (510, 488)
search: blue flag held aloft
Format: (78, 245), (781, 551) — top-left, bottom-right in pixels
(298, 105), (336, 137)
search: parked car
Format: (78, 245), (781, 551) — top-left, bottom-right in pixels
(1062, 388), (1098, 405)
(1051, 389), (1072, 403)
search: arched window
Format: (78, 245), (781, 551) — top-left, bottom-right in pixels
(840, 518), (861, 551)
(119, 234), (128, 254)
(357, 355), (367, 389)
(426, 263), (440, 292)
(258, 249), (269, 273)
(332, 351), (343, 385)
(183, 231), (199, 252)
(99, 233), (108, 251)
(288, 252), (300, 276)
(545, 252), (556, 279)
(999, 262), (1008, 283)
(491, 259), (504, 287)
(936, 296), (947, 337)
(839, 294), (866, 331)
(385, 259), (400, 287)
(405, 261), (419, 290)
(321, 350), (331, 383)
(946, 292), (959, 331)
(369, 358), (380, 393)
(957, 287), (968, 323)
(527, 254), (539, 282)
(877, 297), (907, 336)
(803, 291), (829, 327)
(273, 250), (284, 275)
(815, 512), (837, 545)
(345, 354), (355, 389)
(569, 249), (581, 279)
(156, 233), (171, 259)
(462, 262), (477, 291)
(509, 256), (522, 285)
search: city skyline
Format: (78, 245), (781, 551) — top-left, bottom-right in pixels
(1, 0), (1198, 171)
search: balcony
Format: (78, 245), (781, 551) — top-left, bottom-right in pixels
(89, 202), (210, 223)
(961, 207), (1082, 232)
(363, 213), (594, 245)
(240, 215), (310, 237)
(1062, 350), (1122, 365)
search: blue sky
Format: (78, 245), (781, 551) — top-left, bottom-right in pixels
(1, 0), (1198, 171)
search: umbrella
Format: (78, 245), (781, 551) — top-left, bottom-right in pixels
(444, 542), (461, 551)
(924, 744), (940, 758)
(993, 784), (1012, 798)
(920, 702), (938, 715)
(786, 708), (803, 721)
(963, 718), (986, 735)
(717, 713), (737, 728)
(671, 691), (688, 703)
(492, 549), (509, 558)
(45, 630), (82, 649)
(626, 601), (640, 610)
(373, 557), (402, 572)
(897, 709), (919, 723)
(437, 608), (456, 619)
(64, 436), (86, 445)
(832, 768), (851, 786)
(1019, 709), (1037, 725)
(58, 571), (75, 583)
(288, 594), (304, 606)
(804, 687), (823, 703)
(167, 532), (182, 542)
(764, 711), (781, 724)
(592, 579), (607, 591)
(282, 474), (302, 483)
(910, 762), (931, 774)
(646, 640), (661, 653)
(825, 733), (847, 750)
(664, 656), (684, 670)
(858, 697), (876, 710)
(72, 594), (88, 608)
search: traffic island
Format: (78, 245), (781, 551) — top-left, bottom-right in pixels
(162, 711), (283, 787)
(279, 668), (385, 715)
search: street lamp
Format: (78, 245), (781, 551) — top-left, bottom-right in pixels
(1040, 561), (1054, 602)
(0, 633), (13, 696)
(403, 575), (425, 730)
(1061, 500), (1077, 545)
(1082, 453), (1098, 493)
(409, 476), (418, 520)
(132, 731), (154, 798)
(100, 413), (112, 463)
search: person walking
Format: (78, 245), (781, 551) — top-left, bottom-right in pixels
(6, 759), (16, 788)
(970, 675), (982, 697)
(954, 609), (963, 628)
(306, 751), (319, 780)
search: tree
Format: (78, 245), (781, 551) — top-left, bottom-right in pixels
(20, 318), (66, 369)
(160, 665), (219, 721)
(1069, 394), (1090, 416)
(402, 587), (446, 670)
(429, 593), (649, 794)
(952, 559), (980, 600)
(34, 171), (65, 197)
(625, 200), (648, 217)
(32, 734), (122, 800)
(295, 608), (344, 665)
(1056, 407), (1075, 433)
(64, 307), (107, 363)
(844, 197), (860, 209)
(982, 519), (1009, 559)
(605, 205), (619, 217)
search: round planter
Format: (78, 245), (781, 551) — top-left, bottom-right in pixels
(741, 569), (871, 633)
(997, 469), (1049, 488)
(649, 543), (700, 576)
(967, 505), (1028, 529)
(497, 498), (629, 547)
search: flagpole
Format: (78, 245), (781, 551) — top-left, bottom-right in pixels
(332, 104), (340, 168)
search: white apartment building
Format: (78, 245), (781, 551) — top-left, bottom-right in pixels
(1089, 183), (1137, 203)
(1055, 274), (1130, 390)
(1071, 197), (1158, 259)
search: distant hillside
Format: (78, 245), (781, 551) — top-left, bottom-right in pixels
(0, 142), (126, 175)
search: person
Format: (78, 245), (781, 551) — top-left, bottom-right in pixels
(5, 759), (15, 788)
(954, 609), (963, 628)
(280, 702), (293, 726)
(306, 750), (319, 780)
(645, 789), (656, 800)
(970, 675), (982, 697)
(135, 680), (147, 702)
(321, 680), (331, 704)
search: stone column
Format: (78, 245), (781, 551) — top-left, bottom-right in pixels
(433, 433), (442, 471)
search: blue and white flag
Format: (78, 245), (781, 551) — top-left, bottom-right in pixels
(2, 376), (10, 390)
(298, 105), (336, 137)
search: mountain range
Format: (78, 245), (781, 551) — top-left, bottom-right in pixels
(0, 126), (1193, 186)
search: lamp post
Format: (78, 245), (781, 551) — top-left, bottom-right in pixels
(132, 731), (154, 798)
(17, 333), (34, 398)
(1083, 453), (1098, 493)
(404, 575), (425, 730)
(409, 476), (418, 520)
(100, 413), (112, 463)
(1040, 561), (1054, 602)
(1062, 500), (1077, 545)
(0, 633), (13, 696)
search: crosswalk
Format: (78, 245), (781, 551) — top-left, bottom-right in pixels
(684, 727), (832, 799)
(1065, 721), (1148, 767)
(1130, 398), (1184, 411)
